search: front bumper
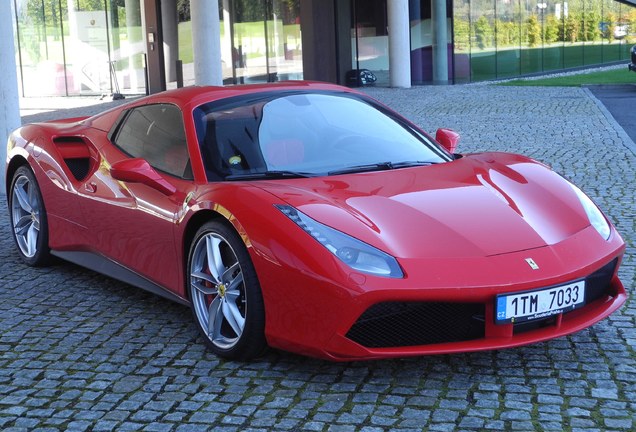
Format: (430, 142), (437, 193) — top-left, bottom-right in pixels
(258, 224), (626, 361)
(323, 266), (625, 360)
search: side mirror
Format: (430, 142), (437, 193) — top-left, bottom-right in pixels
(435, 128), (461, 154)
(110, 158), (176, 196)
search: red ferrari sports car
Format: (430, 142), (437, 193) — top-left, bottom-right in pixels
(6, 82), (626, 361)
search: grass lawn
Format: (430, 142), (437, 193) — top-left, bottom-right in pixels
(499, 67), (636, 86)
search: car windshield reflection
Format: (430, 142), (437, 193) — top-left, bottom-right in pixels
(194, 92), (451, 181)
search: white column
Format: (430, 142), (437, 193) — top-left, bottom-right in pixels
(1, 0), (21, 193)
(432, 0), (449, 85)
(191, 0), (222, 86)
(387, 0), (411, 88)
(162, 0), (178, 82)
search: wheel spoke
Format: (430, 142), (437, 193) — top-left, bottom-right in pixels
(192, 270), (216, 284)
(221, 298), (245, 336)
(222, 262), (239, 283)
(207, 296), (223, 340)
(26, 223), (39, 257)
(32, 212), (40, 231)
(205, 236), (225, 283)
(15, 215), (32, 236)
(226, 271), (244, 292)
(28, 182), (38, 213)
(14, 184), (32, 213)
(191, 279), (217, 296)
(225, 288), (241, 301)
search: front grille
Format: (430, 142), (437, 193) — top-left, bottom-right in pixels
(345, 302), (485, 348)
(513, 258), (617, 335)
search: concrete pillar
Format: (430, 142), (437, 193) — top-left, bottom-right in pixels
(161, 0), (178, 82)
(432, 0), (449, 85)
(1, 0), (21, 193)
(191, 0), (222, 86)
(387, 0), (411, 88)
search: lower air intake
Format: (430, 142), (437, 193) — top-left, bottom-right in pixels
(346, 302), (485, 348)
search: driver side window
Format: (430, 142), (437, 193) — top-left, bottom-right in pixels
(113, 104), (192, 179)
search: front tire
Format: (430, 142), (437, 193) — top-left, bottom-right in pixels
(8, 166), (51, 266)
(187, 221), (266, 360)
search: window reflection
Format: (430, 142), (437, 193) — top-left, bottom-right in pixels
(451, 0), (636, 82)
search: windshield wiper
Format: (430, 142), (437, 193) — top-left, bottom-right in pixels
(225, 170), (314, 181)
(328, 160), (438, 176)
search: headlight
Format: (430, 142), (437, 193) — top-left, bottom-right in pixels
(276, 204), (403, 278)
(568, 183), (611, 240)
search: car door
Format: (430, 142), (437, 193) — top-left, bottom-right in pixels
(79, 103), (194, 295)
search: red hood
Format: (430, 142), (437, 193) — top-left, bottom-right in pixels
(254, 153), (591, 259)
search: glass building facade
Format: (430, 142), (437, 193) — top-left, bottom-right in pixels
(13, 0), (147, 97)
(11, 0), (302, 96)
(452, 0), (636, 83)
(9, 0), (636, 96)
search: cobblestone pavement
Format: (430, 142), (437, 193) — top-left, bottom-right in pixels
(1, 85), (635, 431)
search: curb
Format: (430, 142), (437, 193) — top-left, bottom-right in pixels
(582, 87), (636, 157)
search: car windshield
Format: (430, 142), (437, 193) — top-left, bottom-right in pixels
(193, 91), (451, 181)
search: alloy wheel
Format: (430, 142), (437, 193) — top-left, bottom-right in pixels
(190, 232), (247, 349)
(11, 174), (41, 258)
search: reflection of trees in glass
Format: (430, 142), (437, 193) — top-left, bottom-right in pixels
(565, 14), (580, 43)
(234, 0), (265, 22)
(178, 0), (190, 21)
(582, 11), (601, 41)
(544, 14), (560, 43)
(495, 20), (519, 46)
(454, 18), (470, 50)
(627, 9), (636, 43)
(474, 16), (493, 49)
(455, 0), (635, 49)
(604, 12), (616, 42)
(526, 15), (541, 47)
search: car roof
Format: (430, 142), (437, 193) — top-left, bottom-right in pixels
(142, 81), (356, 108)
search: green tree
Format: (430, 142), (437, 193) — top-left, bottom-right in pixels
(177, 0), (190, 21)
(544, 14), (560, 44)
(526, 14), (542, 47)
(584, 11), (601, 41)
(565, 13), (580, 43)
(628, 10), (636, 43)
(474, 16), (493, 49)
(454, 18), (470, 50)
(604, 12), (617, 42)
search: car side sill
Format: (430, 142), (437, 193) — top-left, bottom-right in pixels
(51, 250), (190, 306)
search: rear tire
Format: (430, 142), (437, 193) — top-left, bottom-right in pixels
(8, 166), (51, 267)
(187, 220), (266, 360)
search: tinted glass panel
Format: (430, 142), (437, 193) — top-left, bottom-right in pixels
(470, 0), (496, 81)
(114, 104), (191, 179)
(453, 0), (471, 83)
(495, 0), (521, 78)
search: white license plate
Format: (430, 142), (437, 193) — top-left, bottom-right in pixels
(495, 280), (586, 324)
